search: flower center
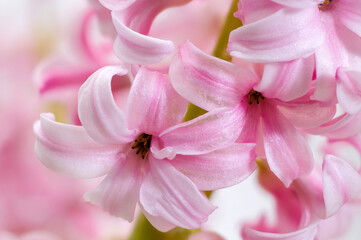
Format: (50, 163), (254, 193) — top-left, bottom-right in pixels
(248, 89), (264, 105)
(318, 0), (332, 10)
(132, 133), (152, 159)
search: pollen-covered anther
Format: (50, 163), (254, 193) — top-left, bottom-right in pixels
(318, 0), (332, 9)
(248, 89), (264, 105)
(132, 133), (152, 159)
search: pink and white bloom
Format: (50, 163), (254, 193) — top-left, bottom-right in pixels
(242, 154), (361, 240)
(170, 41), (336, 187)
(34, 5), (121, 124)
(229, 0), (361, 102)
(35, 3), (117, 89)
(34, 65), (256, 231)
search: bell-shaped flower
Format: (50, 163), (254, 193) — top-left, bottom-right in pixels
(34, 6), (121, 124)
(169, 41), (336, 187)
(229, 0), (361, 102)
(34, 65), (257, 231)
(242, 154), (361, 240)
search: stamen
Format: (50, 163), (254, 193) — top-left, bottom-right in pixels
(132, 133), (152, 159)
(318, 0), (332, 9)
(248, 89), (264, 105)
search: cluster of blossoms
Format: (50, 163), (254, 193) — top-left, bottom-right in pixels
(33, 0), (361, 239)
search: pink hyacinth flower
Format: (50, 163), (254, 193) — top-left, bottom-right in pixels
(242, 154), (361, 240)
(229, 0), (361, 102)
(34, 65), (256, 231)
(170, 41), (336, 187)
(34, 5), (128, 125)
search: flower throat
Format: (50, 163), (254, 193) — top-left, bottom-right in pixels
(248, 89), (264, 105)
(132, 133), (152, 159)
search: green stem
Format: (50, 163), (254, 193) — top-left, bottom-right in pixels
(183, 103), (207, 121)
(212, 0), (242, 61)
(127, 214), (196, 240)
(127, 1), (242, 239)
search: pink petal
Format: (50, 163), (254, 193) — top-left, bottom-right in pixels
(78, 65), (136, 145)
(34, 58), (96, 96)
(312, 15), (342, 102)
(154, 106), (245, 159)
(126, 67), (187, 135)
(237, 103), (262, 143)
(306, 112), (361, 139)
(140, 205), (176, 232)
(312, 13), (361, 102)
(34, 113), (119, 178)
(270, 0), (322, 8)
(112, 10), (175, 64)
(261, 101), (314, 187)
(99, 0), (136, 10)
(336, 68), (361, 114)
(257, 165), (308, 229)
(322, 154), (361, 218)
(112, 26), (175, 65)
(255, 56), (314, 101)
(242, 223), (318, 240)
(116, 0), (190, 34)
(171, 143), (257, 190)
(139, 156), (216, 229)
(84, 150), (144, 222)
(236, 0), (282, 24)
(79, 9), (114, 63)
(110, 0), (189, 63)
(228, 8), (325, 62)
(292, 175), (326, 219)
(169, 41), (258, 111)
(317, 204), (355, 240)
(333, 0), (361, 37)
(275, 95), (336, 129)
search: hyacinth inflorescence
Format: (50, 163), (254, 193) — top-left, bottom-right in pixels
(33, 0), (361, 239)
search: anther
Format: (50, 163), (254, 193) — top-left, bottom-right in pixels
(131, 133), (152, 159)
(248, 89), (264, 105)
(318, 0), (332, 9)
